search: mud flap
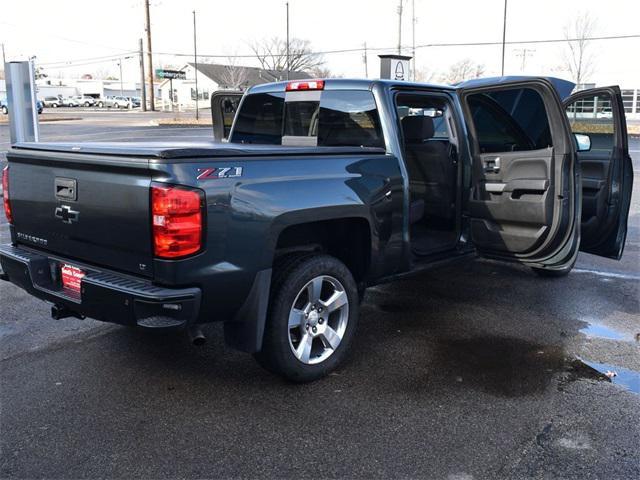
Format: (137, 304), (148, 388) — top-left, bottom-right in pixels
(223, 269), (272, 353)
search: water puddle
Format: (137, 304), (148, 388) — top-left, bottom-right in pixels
(580, 359), (640, 395)
(417, 336), (640, 397)
(579, 322), (628, 341)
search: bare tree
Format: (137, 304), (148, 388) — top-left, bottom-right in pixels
(250, 37), (324, 74)
(308, 65), (336, 78)
(218, 56), (250, 90)
(439, 59), (485, 84)
(414, 67), (436, 83)
(561, 12), (596, 88)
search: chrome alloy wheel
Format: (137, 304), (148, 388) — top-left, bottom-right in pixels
(287, 275), (349, 365)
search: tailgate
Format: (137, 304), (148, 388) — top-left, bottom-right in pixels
(7, 149), (154, 278)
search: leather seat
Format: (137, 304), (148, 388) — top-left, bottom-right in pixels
(401, 116), (453, 219)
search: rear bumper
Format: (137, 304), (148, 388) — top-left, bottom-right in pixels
(0, 244), (201, 329)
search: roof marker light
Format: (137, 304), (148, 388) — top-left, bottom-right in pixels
(285, 80), (325, 91)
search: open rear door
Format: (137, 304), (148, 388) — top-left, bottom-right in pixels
(564, 86), (633, 259)
(211, 91), (243, 141)
(458, 78), (580, 269)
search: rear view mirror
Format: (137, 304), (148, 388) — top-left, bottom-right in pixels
(574, 133), (591, 152)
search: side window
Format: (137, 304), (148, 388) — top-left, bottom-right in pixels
(565, 92), (615, 153)
(466, 88), (553, 153)
(231, 93), (285, 145)
(396, 94), (452, 141)
(317, 91), (384, 148)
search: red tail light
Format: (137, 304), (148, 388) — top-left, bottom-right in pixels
(151, 183), (204, 259)
(2, 166), (12, 224)
(285, 80), (325, 91)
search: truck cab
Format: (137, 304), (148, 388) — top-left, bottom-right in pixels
(216, 78), (633, 273)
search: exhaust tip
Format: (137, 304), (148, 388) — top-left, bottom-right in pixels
(188, 325), (206, 346)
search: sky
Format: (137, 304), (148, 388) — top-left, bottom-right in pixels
(2, 0), (639, 87)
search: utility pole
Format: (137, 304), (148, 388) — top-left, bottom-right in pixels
(411, 0), (416, 80)
(118, 60), (124, 97)
(363, 42), (368, 78)
(397, 0), (403, 55)
(1, 43), (6, 65)
(139, 38), (147, 111)
(500, 0), (508, 76)
(286, 2), (290, 80)
(193, 10), (199, 120)
(144, 0), (155, 111)
(515, 48), (535, 72)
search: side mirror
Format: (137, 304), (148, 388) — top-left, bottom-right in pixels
(574, 133), (591, 152)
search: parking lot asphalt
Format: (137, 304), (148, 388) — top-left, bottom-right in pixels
(0, 113), (639, 479)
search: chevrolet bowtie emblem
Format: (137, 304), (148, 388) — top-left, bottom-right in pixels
(55, 205), (80, 224)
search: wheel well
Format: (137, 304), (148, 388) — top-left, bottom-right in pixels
(275, 218), (371, 282)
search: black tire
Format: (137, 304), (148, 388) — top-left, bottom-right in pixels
(531, 259), (575, 278)
(255, 254), (359, 382)
(52, 103), (58, 108)
(114, 103), (119, 109)
(1, 106), (7, 115)
(84, 102), (90, 107)
(97, 102), (104, 108)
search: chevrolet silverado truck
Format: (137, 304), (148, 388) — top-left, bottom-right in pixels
(0, 77), (633, 382)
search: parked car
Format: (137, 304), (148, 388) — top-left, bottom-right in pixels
(96, 96), (131, 109)
(1, 97), (43, 114)
(73, 96), (96, 107)
(127, 97), (141, 108)
(61, 96), (79, 107)
(42, 96), (63, 108)
(0, 78), (633, 382)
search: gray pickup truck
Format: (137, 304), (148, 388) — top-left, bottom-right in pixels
(0, 77), (633, 382)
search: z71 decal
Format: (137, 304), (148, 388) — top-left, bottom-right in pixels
(196, 167), (243, 180)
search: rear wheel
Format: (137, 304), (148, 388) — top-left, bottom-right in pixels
(97, 101), (104, 108)
(255, 254), (359, 382)
(1, 106), (7, 115)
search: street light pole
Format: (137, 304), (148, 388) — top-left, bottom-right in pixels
(397, 0), (403, 55)
(501, 0), (508, 76)
(118, 60), (124, 97)
(193, 10), (199, 120)
(139, 38), (147, 111)
(411, 0), (416, 80)
(286, 2), (290, 80)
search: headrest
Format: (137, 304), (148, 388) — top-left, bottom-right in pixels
(401, 115), (435, 142)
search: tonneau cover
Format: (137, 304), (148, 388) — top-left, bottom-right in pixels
(11, 141), (386, 160)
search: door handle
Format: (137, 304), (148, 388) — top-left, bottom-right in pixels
(483, 157), (501, 173)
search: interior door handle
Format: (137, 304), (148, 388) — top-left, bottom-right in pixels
(484, 157), (501, 173)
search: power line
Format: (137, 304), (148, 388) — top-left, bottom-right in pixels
(32, 32), (640, 70)
(147, 33), (640, 59)
(40, 52), (137, 67)
(0, 21), (134, 53)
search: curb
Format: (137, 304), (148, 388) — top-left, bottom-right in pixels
(0, 117), (83, 125)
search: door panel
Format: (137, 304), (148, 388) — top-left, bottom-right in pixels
(468, 148), (553, 252)
(459, 79), (578, 267)
(564, 87), (634, 259)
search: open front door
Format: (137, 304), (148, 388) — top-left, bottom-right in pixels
(458, 78), (580, 269)
(211, 91), (243, 141)
(564, 86), (633, 259)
